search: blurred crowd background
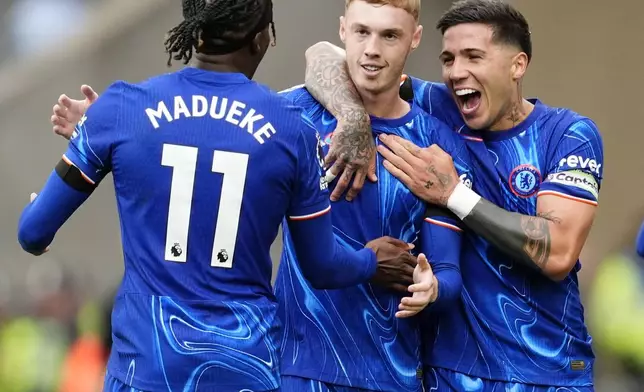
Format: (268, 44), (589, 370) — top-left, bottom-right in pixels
(0, 0), (642, 391)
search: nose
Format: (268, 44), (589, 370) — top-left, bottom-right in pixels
(363, 35), (381, 59)
(449, 58), (469, 81)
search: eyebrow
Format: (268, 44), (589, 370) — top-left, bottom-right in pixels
(439, 48), (486, 58)
(351, 23), (405, 36)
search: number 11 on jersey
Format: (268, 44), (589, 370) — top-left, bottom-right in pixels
(161, 143), (248, 269)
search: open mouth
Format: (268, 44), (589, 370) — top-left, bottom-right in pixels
(455, 88), (481, 115)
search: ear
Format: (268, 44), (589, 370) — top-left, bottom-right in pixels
(250, 29), (269, 55)
(411, 24), (423, 51)
(339, 16), (347, 43)
(511, 52), (529, 80)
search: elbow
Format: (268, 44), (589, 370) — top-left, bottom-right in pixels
(305, 41), (335, 62)
(17, 225), (48, 256)
(543, 254), (578, 282)
(300, 267), (339, 290)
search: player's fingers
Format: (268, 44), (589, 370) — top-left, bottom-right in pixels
(30, 192), (37, 202)
(400, 299), (429, 310)
(58, 94), (75, 110)
(381, 236), (414, 250)
(53, 105), (70, 121)
(395, 309), (420, 318)
(367, 154), (377, 182)
(400, 266), (416, 283)
(81, 84), (98, 102)
(428, 144), (447, 156)
(389, 283), (410, 293)
(330, 166), (355, 201)
(324, 151), (336, 169)
(51, 116), (69, 128)
(324, 162), (341, 184)
(345, 170), (367, 201)
(53, 126), (73, 139)
(389, 134), (424, 157)
(377, 144), (415, 175)
(417, 253), (430, 270)
(378, 134), (421, 163)
(407, 282), (432, 293)
(382, 160), (413, 188)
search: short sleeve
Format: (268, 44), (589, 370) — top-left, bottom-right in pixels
(287, 112), (331, 220)
(539, 119), (603, 205)
(63, 82), (124, 184)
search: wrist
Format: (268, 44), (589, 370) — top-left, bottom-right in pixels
(363, 247), (378, 279)
(337, 109), (370, 127)
(446, 182), (481, 220)
(430, 275), (439, 303)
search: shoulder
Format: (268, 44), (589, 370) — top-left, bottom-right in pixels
(407, 75), (449, 95)
(539, 102), (602, 146)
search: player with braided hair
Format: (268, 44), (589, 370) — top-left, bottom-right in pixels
(19, 0), (437, 390)
(164, 0), (276, 66)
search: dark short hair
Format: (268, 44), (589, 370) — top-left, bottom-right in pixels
(436, 0), (531, 61)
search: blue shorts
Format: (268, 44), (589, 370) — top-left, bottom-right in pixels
(424, 368), (594, 392)
(103, 371), (279, 392)
(281, 375), (377, 392)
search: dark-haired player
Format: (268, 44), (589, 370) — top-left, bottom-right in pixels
(304, 0), (602, 391)
(17, 0), (434, 391)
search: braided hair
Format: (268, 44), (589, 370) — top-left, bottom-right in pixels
(164, 0), (276, 67)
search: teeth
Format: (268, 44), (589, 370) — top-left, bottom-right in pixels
(363, 65), (381, 71)
(455, 88), (477, 96)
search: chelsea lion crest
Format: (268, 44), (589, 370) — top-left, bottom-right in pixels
(509, 164), (541, 198)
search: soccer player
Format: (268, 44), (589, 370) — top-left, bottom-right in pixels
(276, 1), (472, 391)
(46, 1), (471, 391)
(303, 0), (603, 391)
(18, 0), (431, 391)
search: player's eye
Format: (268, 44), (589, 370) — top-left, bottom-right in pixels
(356, 29), (369, 36)
(384, 33), (397, 41)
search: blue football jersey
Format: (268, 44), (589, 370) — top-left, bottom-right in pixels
(274, 86), (474, 392)
(63, 68), (332, 391)
(406, 77), (602, 387)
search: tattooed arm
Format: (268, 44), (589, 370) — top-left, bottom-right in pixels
(460, 196), (595, 280)
(304, 41), (375, 201)
(377, 134), (599, 281)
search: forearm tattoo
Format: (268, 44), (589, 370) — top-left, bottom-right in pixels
(304, 45), (373, 167)
(463, 199), (561, 273)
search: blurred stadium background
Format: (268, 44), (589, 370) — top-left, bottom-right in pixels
(0, 0), (642, 390)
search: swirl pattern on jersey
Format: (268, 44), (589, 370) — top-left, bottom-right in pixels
(108, 294), (281, 391)
(409, 77), (598, 387)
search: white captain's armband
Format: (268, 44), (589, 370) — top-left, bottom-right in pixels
(543, 170), (599, 201)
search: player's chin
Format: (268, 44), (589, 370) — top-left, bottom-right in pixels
(462, 114), (490, 131)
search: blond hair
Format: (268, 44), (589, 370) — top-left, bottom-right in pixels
(345, 0), (420, 21)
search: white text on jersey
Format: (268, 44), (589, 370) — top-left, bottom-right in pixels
(145, 95), (277, 144)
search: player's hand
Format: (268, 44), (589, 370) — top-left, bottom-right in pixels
(51, 84), (99, 140)
(324, 118), (377, 202)
(396, 254), (437, 318)
(366, 236), (416, 292)
(377, 135), (459, 207)
(25, 193), (50, 256)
